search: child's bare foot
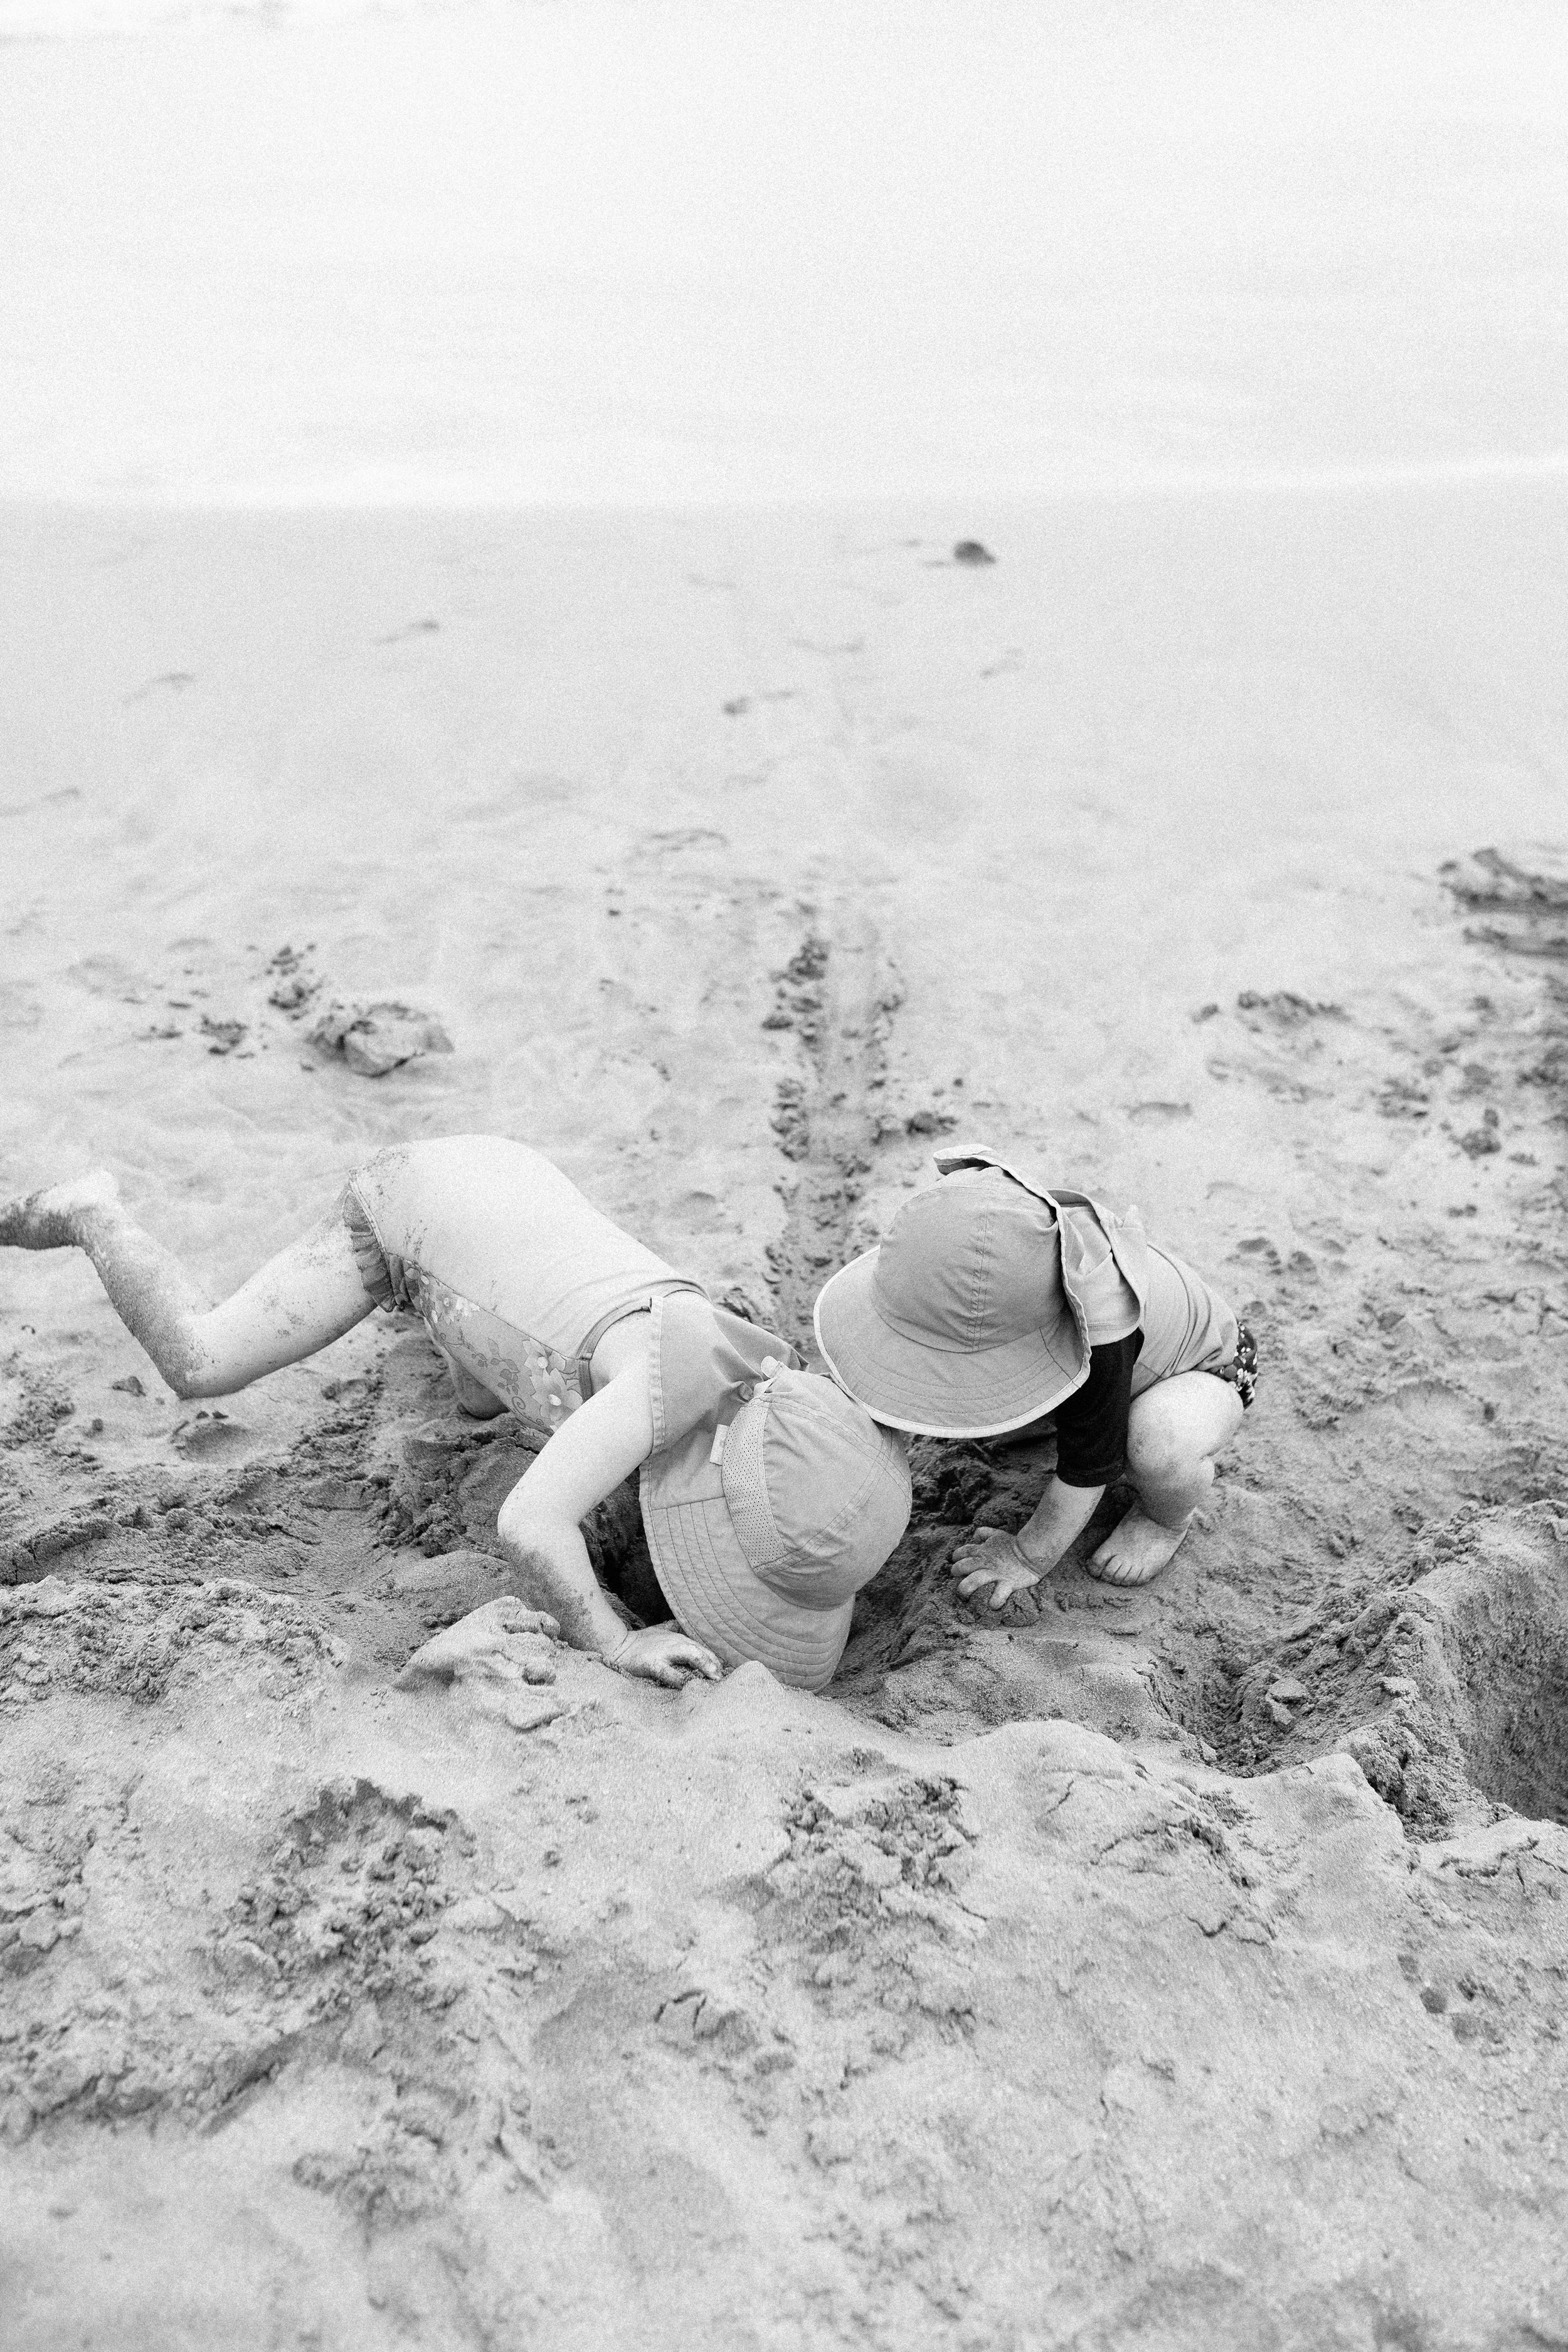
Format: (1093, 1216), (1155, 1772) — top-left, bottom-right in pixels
(1086, 1503), (1191, 1586)
(0, 1169), (120, 1250)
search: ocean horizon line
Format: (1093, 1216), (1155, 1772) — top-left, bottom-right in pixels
(6, 450), (1567, 517)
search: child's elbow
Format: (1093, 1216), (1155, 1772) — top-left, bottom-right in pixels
(497, 1490), (551, 1556)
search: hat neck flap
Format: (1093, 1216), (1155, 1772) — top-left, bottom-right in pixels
(931, 1146), (1152, 1323)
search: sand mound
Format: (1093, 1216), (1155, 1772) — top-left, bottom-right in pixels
(6, 503), (1568, 2344)
(1398, 1507), (1568, 1826)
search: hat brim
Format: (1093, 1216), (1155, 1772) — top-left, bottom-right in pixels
(813, 1248), (1085, 1438)
(638, 1424), (852, 1694)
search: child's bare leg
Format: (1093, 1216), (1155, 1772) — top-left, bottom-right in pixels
(432, 1342), (507, 1420)
(1, 1171), (372, 1398)
(1087, 1372), (1245, 1587)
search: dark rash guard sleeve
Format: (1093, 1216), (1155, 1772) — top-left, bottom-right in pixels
(1052, 1333), (1143, 1488)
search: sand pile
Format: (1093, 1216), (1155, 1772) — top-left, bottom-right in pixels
(4, 497), (1567, 2345)
(6, 1474), (1567, 2344)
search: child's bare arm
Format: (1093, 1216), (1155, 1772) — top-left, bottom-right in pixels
(495, 1355), (721, 1685)
(951, 1477), (1103, 1606)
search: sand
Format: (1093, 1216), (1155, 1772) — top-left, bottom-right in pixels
(5, 0), (1568, 2338)
(3, 490), (1567, 2346)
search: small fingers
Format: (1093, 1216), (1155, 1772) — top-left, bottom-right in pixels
(951, 1535), (1015, 1572)
(669, 1641), (723, 1682)
(653, 1654), (715, 1688)
(618, 1636), (722, 1688)
(955, 1570), (998, 1599)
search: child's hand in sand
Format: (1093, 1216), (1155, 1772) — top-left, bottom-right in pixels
(607, 1623), (723, 1688)
(951, 1528), (1041, 1609)
(396, 1596), (561, 1690)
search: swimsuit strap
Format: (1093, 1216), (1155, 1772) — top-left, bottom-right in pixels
(576, 1281), (706, 1402)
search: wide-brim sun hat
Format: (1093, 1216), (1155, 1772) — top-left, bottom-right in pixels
(638, 1365), (911, 1693)
(813, 1157), (1091, 1439)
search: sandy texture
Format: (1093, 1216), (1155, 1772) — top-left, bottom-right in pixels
(3, 495), (1567, 2346)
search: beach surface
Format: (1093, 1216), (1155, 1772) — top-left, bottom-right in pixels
(4, 3), (1568, 2345)
(4, 489), (1567, 2349)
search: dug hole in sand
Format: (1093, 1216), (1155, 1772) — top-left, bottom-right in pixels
(3, 499), (1568, 2349)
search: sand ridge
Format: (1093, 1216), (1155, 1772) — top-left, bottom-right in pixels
(3, 497), (1567, 2343)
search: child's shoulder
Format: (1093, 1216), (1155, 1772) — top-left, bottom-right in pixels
(647, 1291), (801, 1451)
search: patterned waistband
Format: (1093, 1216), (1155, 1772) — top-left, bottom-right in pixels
(1210, 1322), (1259, 1410)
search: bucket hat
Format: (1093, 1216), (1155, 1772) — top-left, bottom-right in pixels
(638, 1306), (911, 1692)
(813, 1148), (1148, 1439)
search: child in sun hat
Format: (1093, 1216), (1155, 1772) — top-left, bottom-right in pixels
(2, 1135), (910, 1691)
(813, 1147), (1256, 1604)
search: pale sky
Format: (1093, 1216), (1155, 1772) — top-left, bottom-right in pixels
(3, 0), (1565, 503)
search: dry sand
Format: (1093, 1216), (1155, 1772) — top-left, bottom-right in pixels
(3, 490), (1567, 2346)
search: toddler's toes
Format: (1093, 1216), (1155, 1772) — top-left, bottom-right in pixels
(1086, 1504), (1190, 1587)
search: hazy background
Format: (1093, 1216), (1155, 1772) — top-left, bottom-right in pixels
(3, 0), (1565, 506)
